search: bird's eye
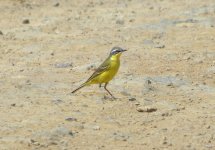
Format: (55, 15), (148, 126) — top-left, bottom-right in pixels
(110, 48), (122, 55)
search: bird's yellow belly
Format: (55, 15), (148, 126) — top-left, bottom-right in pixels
(91, 61), (119, 84)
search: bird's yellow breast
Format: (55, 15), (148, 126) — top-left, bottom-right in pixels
(92, 53), (121, 84)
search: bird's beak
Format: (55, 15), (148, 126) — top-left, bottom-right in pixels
(122, 49), (127, 52)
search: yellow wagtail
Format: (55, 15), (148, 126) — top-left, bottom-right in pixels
(72, 47), (127, 98)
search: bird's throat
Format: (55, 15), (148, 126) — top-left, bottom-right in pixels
(110, 53), (121, 62)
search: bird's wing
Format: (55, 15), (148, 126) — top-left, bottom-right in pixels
(85, 57), (111, 83)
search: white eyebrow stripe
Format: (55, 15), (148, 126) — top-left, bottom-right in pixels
(112, 49), (118, 53)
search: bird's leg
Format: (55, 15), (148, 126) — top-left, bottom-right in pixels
(104, 83), (116, 99)
(99, 83), (102, 88)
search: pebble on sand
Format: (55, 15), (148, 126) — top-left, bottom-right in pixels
(129, 97), (136, 101)
(54, 3), (60, 7)
(22, 19), (30, 24)
(136, 106), (157, 113)
(65, 117), (77, 122)
(11, 103), (16, 107)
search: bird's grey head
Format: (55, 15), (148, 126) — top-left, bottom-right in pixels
(110, 47), (127, 56)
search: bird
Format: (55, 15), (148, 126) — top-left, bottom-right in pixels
(71, 47), (127, 99)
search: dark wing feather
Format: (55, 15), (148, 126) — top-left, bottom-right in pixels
(85, 57), (111, 83)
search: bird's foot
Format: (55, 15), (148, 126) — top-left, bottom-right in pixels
(111, 96), (117, 100)
(103, 95), (117, 100)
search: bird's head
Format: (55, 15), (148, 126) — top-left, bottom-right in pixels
(109, 47), (127, 57)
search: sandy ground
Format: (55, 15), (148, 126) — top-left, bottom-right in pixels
(0, 0), (215, 149)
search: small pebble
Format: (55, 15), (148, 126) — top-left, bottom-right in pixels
(68, 131), (74, 136)
(129, 97), (136, 101)
(23, 19), (30, 24)
(154, 44), (165, 49)
(163, 141), (167, 145)
(135, 102), (140, 106)
(145, 79), (152, 85)
(65, 117), (77, 122)
(26, 80), (31, 85)
(54, 2), (60, 7)
(161, 112), (171, 116)
(129, 19), (135, 22)
(11, 103), (16, 107)
(30, 139), (40, 146)
(167, 82), (174, 87)
(136, 106), (157, 112)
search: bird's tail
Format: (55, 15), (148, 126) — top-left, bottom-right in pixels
(71, 82), (87, 93)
